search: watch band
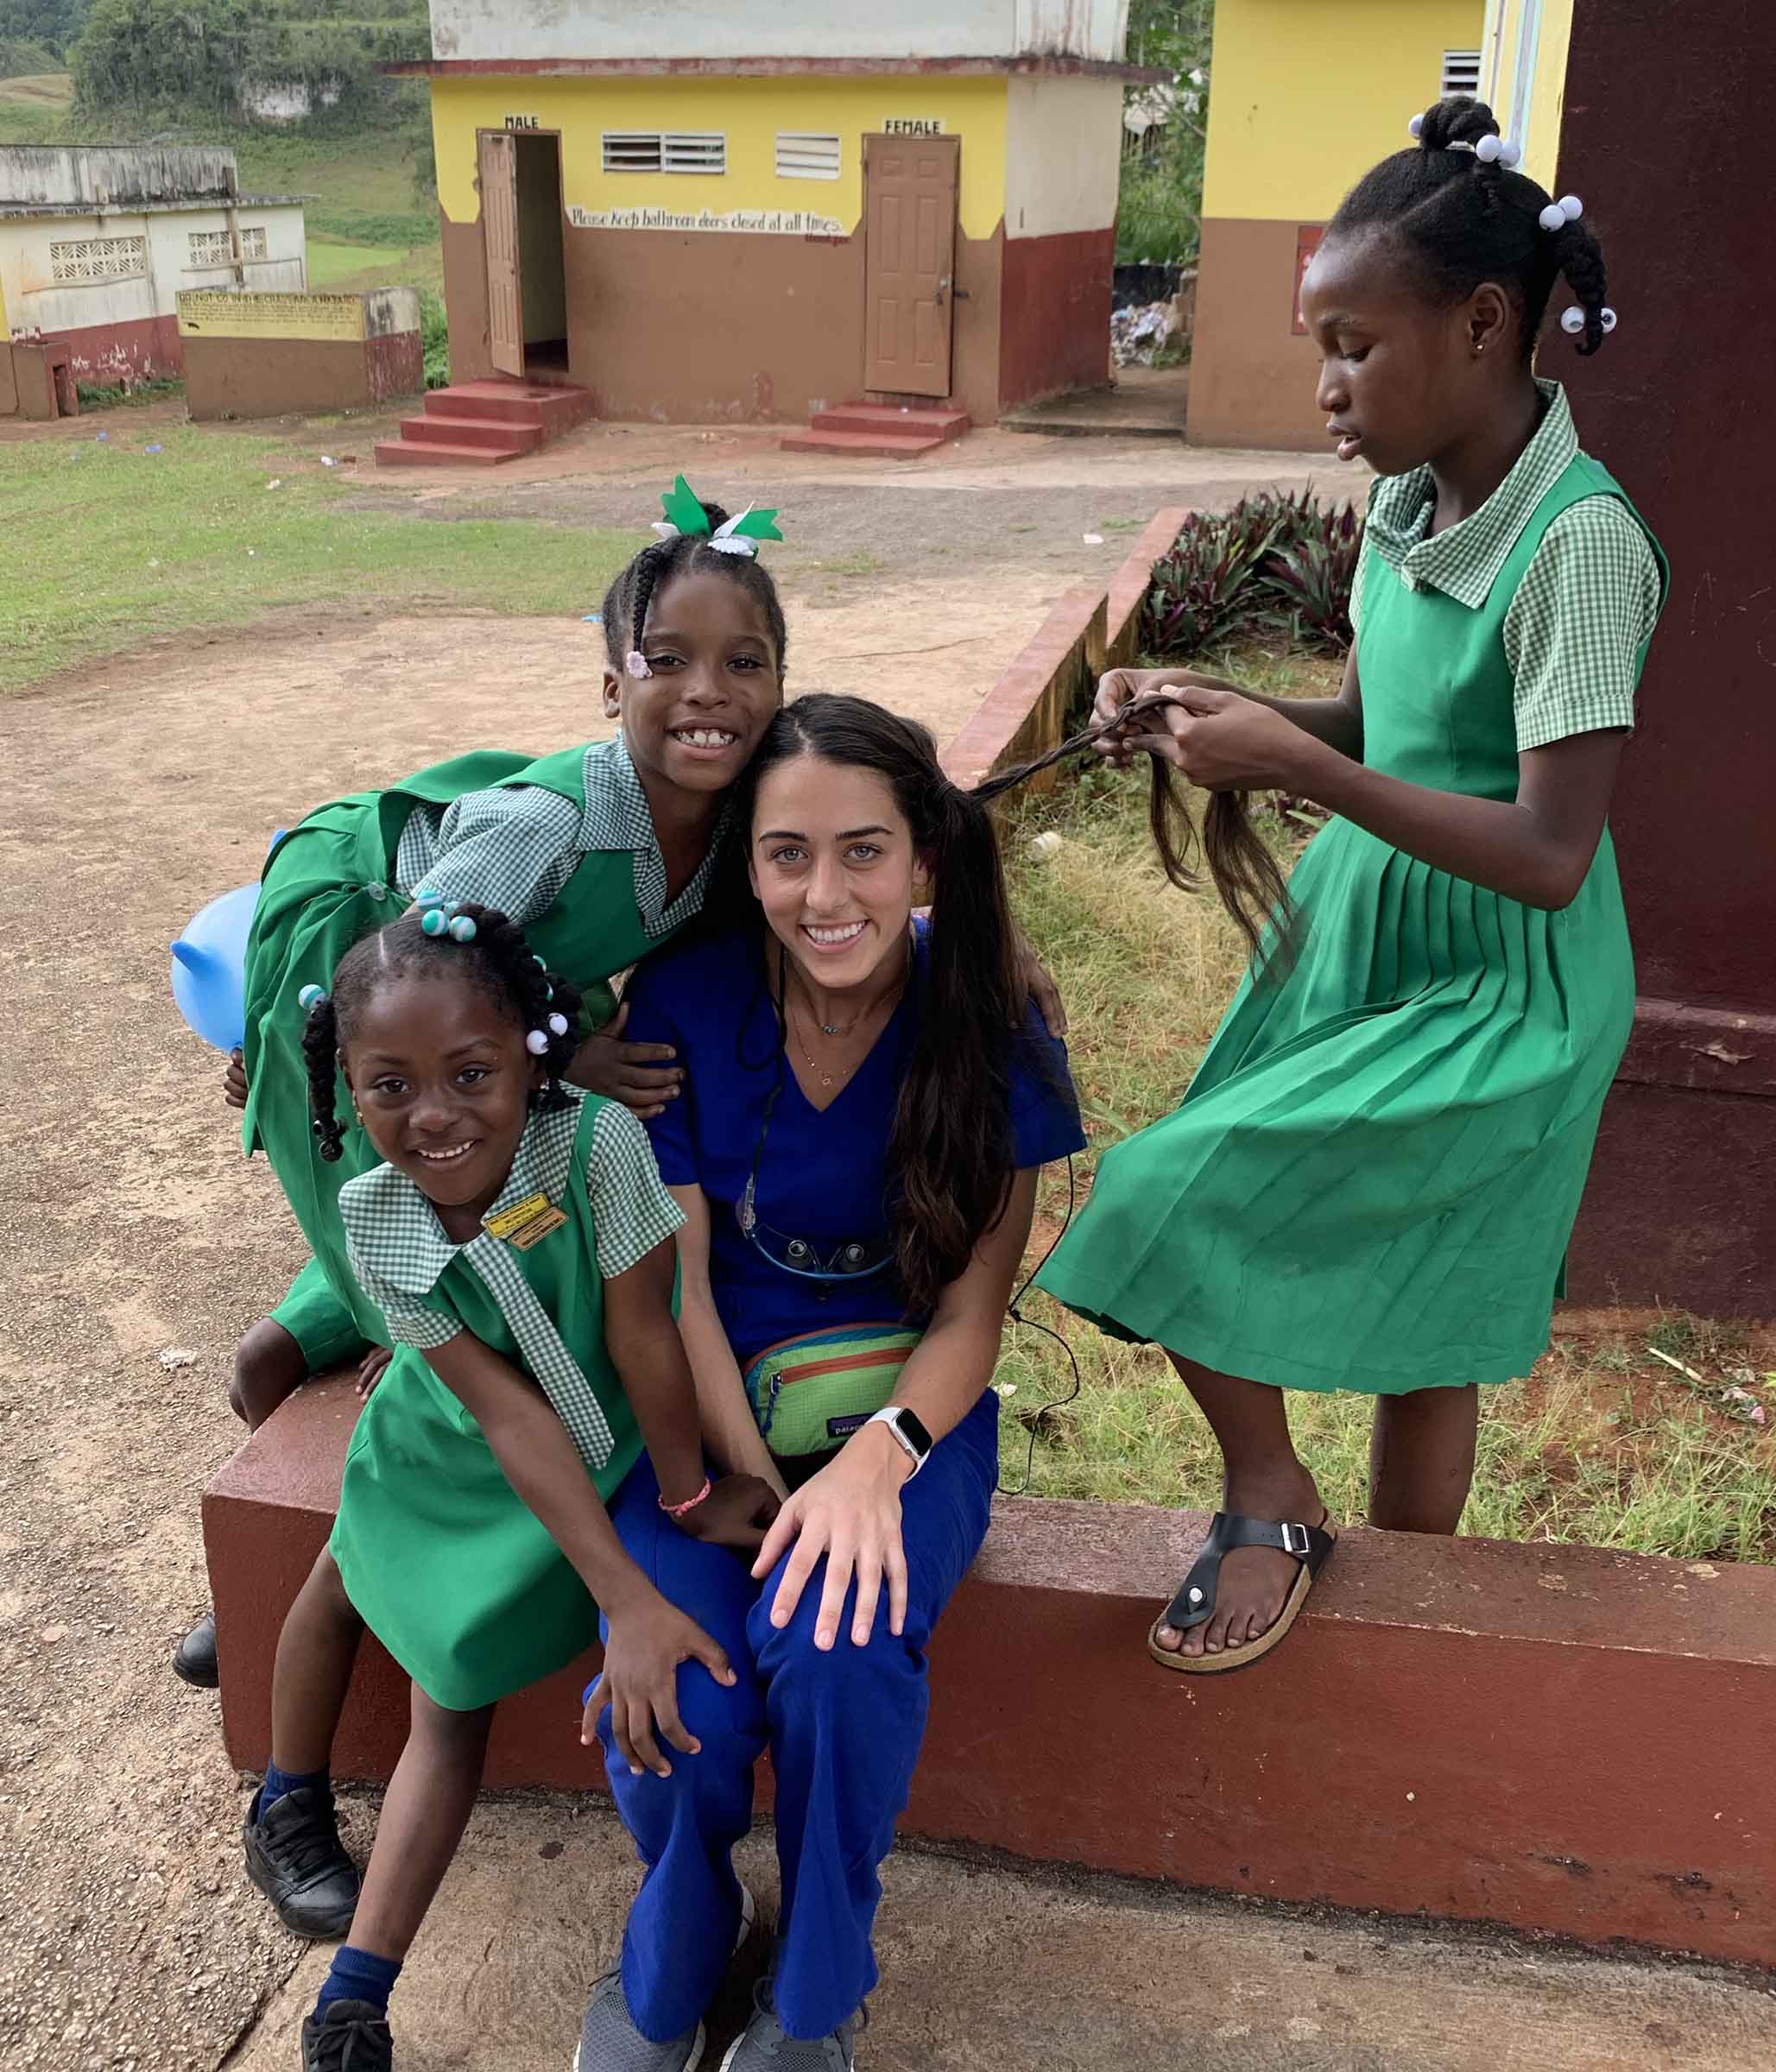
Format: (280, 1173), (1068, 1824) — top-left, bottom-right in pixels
(868, 1405), (932, 1475)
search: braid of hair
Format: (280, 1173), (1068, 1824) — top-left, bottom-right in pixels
(599, 498), (790, 679)
(1551, 217), (1609, 356)
(452, 902), (585, 1109)
(302, 995), (346, 1162)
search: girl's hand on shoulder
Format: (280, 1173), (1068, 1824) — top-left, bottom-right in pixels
(675, 1472), (781, 1551)
(1122, 682), (1305, 793)
(752, 1424), (912, 1652)
(566, 1001), (683, 1121)
(581, 1595), (736, 1778)
(355, 1345), (393, 1399)
(1010, 921), (1067, 1039)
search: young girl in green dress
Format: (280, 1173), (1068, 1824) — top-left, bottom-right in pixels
(174, 484), (789, 1687)
(243, 903), (779, 2072)
(1038, 94), (1667, 1673)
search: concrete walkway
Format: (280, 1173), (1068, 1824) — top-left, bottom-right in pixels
(227, 1797), (1776, 2071)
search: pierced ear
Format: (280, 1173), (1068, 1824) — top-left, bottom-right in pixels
(601, 666), (623, 719)
(1468, 281), (1514, 356)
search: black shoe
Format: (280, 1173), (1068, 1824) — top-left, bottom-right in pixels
(300, 1998), (393, 2070)
(243, 1785), (361, 1939)
(173, 1610), (219, 1688)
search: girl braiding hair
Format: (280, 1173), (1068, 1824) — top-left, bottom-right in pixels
(302, 903), (585, 1160)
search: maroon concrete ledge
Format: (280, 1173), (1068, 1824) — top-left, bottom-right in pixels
(206, 1374), (1776, 1968)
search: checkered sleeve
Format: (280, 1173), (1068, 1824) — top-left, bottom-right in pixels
(1505, 499), (1663, 752)
(343, 1239), (465, 1351)
(403, 784), (585, 924)
(585, 1102), (686, 1280)
(1349, 536), (1370, 637)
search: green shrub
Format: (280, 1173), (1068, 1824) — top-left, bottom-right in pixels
(419, 287), (448, 388)
(1142, 490), (1362, 661)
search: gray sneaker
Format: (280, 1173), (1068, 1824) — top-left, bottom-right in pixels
(717, 1981), (860, 2072)
(574, 1885), (755, 2072)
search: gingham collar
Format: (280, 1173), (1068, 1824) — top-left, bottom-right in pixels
(581, 736), (731, 939)
(1364, 379), (1577, 610)
(340, 1096), (583, 1298)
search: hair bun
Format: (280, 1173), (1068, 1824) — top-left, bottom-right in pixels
(697, 500), (732, 530)
(1417, 93), (1501, 155)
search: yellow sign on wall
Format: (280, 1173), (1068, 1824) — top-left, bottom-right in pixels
(176, 291), (368, 342)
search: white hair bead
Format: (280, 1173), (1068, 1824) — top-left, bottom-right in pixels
(1559, 194), (1583, 222)
(1475, 134), (1502, 163)
(1560, 306), (1587, 335)
(1539, 204), (1566, 231)
(1600, 307), (1618, 333)
(1407, 113), (1424, 139)
(547, 1013), (569, 1037)
(1499, 140), (1521, 168)
(525, 1029), (551, 1055)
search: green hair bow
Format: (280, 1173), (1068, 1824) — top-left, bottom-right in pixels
(652, 473), (784, 558)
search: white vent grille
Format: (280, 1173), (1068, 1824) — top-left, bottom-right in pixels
(776, 132), (841, 181)
(49, 235), (146, 284)
(1442, 49), (1482, 98)
(602, 130), (726, 175)
(241, 225), (268, 261)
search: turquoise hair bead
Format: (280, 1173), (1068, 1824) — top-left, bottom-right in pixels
(420, 908), (448, 937)
(414, 888), (446, 910)
(448, 914), (477, 943)
(298, 983), (326, 1010)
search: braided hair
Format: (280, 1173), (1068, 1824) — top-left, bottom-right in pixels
(601, 497), (789, 679)
(303, 903), (585, 1161)
(1330, 95), (1612, 357)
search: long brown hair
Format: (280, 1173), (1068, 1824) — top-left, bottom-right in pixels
(736, 696), (1027, 1317)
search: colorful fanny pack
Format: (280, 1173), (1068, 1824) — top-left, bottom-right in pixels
(741, 1323), (921, 1458)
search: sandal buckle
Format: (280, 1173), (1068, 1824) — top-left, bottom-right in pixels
(1280, 1521), (1311, 1557)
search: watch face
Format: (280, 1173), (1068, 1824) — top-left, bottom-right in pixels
(895, 1407), (933, 1459)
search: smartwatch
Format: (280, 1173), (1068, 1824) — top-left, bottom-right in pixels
(867, 1405), (933, 1477)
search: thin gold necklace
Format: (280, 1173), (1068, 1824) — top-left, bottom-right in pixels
(783, 959), (907, 1090)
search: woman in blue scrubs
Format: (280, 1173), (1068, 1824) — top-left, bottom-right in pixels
(574, 695), (1084, 2072)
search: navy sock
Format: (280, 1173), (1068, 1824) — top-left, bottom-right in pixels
(252, 1760), (327, 1823)
(314, 1945), (402, 2020)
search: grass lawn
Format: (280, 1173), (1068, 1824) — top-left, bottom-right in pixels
(998, 646), (1776, 1564)
(0, 424), (631, 691)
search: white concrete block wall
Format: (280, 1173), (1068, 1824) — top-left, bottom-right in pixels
(428, 0), (1127, 65)
(1003, 73), (1123, 237)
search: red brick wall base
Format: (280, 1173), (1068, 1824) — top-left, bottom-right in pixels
(205, 1373), (1776, 1968)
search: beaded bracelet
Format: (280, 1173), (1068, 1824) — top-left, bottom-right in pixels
(658, 1476), (712, 1519)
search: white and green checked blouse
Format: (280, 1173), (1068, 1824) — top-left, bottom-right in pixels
(391, 736), (726, 937)
(338, 1094), (684, 1469)
(1352, 381), (1663, 752)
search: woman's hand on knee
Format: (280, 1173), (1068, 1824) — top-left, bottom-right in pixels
(582, 1594), (736, 1779)
(752, 1435), (912, 1651)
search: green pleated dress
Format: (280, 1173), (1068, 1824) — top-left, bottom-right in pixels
(1037, 448), (1667, 1393)
(330, 1090), (683, 1710)
(240, 742), (700, 1349)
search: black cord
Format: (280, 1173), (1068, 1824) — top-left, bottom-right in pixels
(996, 1153), (1082, 1497)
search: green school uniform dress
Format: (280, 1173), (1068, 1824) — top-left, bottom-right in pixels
(1038, 382), (1668, 1393)
(241, 737), (724, 1355)
(331, 1090), (684, 1711)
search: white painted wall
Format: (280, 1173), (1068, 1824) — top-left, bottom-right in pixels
(1003, 73), (1122, 237)
(428, 0), (1128, 66)
(1, 203), (307, 339)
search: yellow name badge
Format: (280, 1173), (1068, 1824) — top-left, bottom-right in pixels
(483, 1191), (567, 1251)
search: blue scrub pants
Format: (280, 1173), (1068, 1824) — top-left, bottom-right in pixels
(596, 1389), (998, 2042)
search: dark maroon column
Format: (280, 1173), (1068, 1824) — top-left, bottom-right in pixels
(1558, 0), (1776, 1314)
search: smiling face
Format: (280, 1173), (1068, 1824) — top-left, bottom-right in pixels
(603, 565), (783, 800)
(749, 754), (918, 996)
(1299, 229), (1507, 477)
(340, 970), (540, 1234)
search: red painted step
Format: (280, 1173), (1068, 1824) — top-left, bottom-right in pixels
(781, 426), (950, 459)
(372, 437), (522, 468)
(376, 376), (595, 468)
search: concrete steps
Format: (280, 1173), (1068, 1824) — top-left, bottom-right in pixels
(781, 400), (970, 458)
(375, 377), (595, 467)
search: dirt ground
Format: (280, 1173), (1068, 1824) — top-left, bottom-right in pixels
(3, 420), (1772, 2071)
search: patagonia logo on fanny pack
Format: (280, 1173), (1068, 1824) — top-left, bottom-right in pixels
(825, 1412), (873, 1440)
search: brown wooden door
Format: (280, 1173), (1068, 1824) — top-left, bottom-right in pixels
(863, 134), (958, 397)
(479, 130), (524, 379)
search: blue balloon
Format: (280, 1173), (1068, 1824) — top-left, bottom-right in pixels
(171, 880), (261, 1052)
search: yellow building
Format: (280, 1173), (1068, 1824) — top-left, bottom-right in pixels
(1186, 0), (1485, 450)
(391, 2), (1151, 432)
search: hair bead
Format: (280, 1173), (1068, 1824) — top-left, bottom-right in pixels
(1539, 204), (1566, 232)
(1599, 306), (1618, 333)
(420, 907), (449, 936)
(1560, 306), (1587, 334)
(547, 1013), (570, 1037)
(1407, 113), (1424, 139)
(1475, 134), (1502, 163)
(298, 983), (327, 1010)
(525, 1028), (551, 1056)
(1558, 193), (1583, 221)
(1498, 140), (1521, 169)
(447, 914), (477, 943)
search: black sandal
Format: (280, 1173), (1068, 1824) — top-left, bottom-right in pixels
(1147, 1511), (1337, 1674)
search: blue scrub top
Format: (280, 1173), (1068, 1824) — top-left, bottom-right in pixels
(623, 921), (1086, 1367)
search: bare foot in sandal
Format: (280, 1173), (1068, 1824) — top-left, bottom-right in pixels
(1154, 1466), (1326, 1660)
